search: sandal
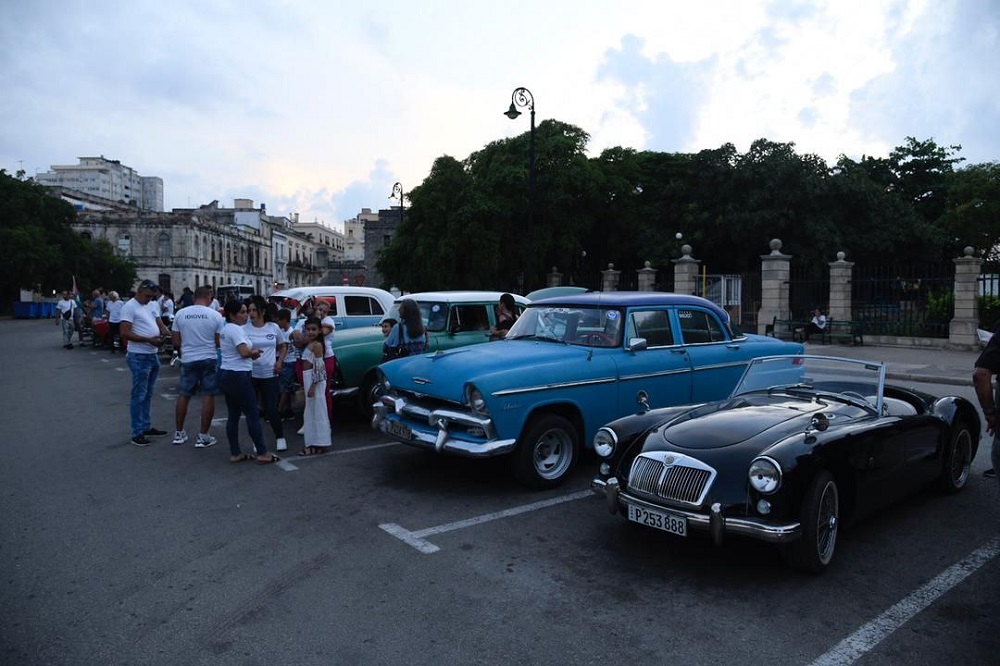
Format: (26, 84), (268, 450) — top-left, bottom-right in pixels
(255, 454), (281, 465)
(297, 446), (329, 457)
(229, 453), (254, 463)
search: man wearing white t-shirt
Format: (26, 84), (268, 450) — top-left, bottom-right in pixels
(55, 290), (76, 349)
(121, 280), (168, 447)
(171, 286), (225, 447)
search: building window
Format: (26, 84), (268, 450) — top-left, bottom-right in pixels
(157, 232), (171, 259)
(117, 234), (131, 255)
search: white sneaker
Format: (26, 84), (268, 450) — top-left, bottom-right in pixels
(195, 434), (217, 448)
(172, 430), (188, 445)
(276, 437), (288, 452)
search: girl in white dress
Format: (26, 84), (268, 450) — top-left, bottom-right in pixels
(299, 317), (331, 455)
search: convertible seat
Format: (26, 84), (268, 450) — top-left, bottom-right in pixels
(882, 397), (918, 416)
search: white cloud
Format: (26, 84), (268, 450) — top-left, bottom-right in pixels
(1, 0), (996, 231)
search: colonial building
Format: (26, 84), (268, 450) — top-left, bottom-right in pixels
(363, 206), (405, 290)
(343, 208), (375, 261)
(37, 156), (164, 212)
(72, 199), (321, 295)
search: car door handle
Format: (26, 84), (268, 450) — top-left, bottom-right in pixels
(670, 348), (688, 354)
(725, 344), (740, 350)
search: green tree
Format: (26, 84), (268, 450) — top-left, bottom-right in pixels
(940, 162), (1000, 260)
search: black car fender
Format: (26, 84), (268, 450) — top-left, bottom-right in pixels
(931, 396), (981, 458)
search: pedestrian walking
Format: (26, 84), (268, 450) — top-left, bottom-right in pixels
(106, 291), (124, 352)
(170, 285), (224, 448)
(218, 299), (279, 465)
(120, 280), (168, 446)
(973, 322), (1000, 483)
(55, 290), (76, 349)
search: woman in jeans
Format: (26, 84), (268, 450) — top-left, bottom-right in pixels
(244, 296), (288, 453)
(218, 299), (279, 464)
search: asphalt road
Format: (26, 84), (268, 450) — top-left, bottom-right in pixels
(1, 320), (998, 666)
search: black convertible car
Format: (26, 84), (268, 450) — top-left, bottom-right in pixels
(591, 355), (981, 572)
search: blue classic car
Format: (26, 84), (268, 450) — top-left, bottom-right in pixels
(372, 293), (802, 488)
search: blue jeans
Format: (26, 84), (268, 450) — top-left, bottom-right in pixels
(251, 376), (284, 439)
(218, 369), (266, 456)
(126, 352), (160, 437)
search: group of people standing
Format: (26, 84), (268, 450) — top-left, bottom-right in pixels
(103, 280), (337, 464)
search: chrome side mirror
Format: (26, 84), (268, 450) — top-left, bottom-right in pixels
(810, 412), (829, 432)
(636, 390), (650, 413)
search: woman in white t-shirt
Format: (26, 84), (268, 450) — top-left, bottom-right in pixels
(245, 296), (289, 452)
(218, 299), (278, 464)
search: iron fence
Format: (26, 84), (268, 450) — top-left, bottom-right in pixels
(850, 262), (954, 338)
(981, 261), (1000, 329)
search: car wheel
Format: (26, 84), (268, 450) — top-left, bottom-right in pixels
(512, 414), (578, 490)
(781, 470), (839, 573)
(358, 372), (385, 419)
(938, 422), (973, 494)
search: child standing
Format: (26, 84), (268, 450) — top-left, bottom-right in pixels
(299, 317), (331, 456)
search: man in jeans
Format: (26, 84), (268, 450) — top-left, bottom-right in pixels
(170, 286), (225, 447)
(55, 290), (76, 349)
(973, 322), (1000, 483)
(120, 280), (168, 446)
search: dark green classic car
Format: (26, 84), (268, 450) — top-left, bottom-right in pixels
(330, 291), (529, 415)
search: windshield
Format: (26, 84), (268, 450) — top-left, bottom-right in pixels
(732, 355), (886, 411)
(381, 301), (450, 333)
(506, 305), (624, 348)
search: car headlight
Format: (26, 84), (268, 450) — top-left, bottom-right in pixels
(593, 427), (617, 458)
(748, 456), (781, 495)
(465, 384), (489, 416)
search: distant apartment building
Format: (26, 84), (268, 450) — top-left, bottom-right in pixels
(343, 208), (376, 261)
(36, 156), (164, 211)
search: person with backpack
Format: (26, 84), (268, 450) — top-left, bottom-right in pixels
(382, 298), (428, 360)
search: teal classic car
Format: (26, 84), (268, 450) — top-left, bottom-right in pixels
(331, 291), (530, 414)
(372, 292), (803, 488)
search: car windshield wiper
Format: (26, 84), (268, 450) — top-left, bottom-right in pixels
(509, 333), (566, 343)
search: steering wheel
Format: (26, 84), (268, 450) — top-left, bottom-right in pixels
(579, 332), (614, 346)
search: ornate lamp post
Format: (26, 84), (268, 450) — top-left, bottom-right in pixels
(389, 182), (404, 225)
(504, 87), (535, 288)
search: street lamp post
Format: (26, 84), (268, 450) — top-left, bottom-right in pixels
(504, 86), (535, 288)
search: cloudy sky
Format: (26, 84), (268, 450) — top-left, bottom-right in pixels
(2, 0), (997, 230)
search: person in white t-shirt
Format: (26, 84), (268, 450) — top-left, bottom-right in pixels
(55, 290), (76, 349)
(245, 296), (289, 452)
(121, 280), (168, 447)
(218, 299), (277, 464)
(106, 291), (125, 352)
(170, 285), (225, 447)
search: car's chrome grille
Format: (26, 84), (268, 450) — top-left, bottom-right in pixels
(627, 453), (715, 507)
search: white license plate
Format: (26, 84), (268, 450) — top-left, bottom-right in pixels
(627, 505), (687, 537)
(386, 419), (413, 441)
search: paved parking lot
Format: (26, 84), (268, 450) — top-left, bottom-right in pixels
(1, 320), (998, 666)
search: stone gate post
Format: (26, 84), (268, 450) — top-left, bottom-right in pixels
(671, 245), (700, 295)
(827, 251), (854, 322)
(637, 261), (657, 291)
(601, 263), (621, 292)
(757, 239), (792, 335)
(950, 247), (983, 347)
(546, 267), (562, 287)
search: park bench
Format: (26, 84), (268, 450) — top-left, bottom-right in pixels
(765, 316), (864, 346)
(765, 316), (807, 342)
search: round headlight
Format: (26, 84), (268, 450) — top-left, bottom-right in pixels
(593, 427), (617, 458)
(377, 368), (391, 392)
(465, 384), (488, 416)
(748, 457), (781, 494)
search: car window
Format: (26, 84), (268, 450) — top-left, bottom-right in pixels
(421, 302), (450, 333)
(630, 310), (673, 347)
(677, 308), (727, 344)
(343, 295), (384, 316)
(451, 305), (491, 332)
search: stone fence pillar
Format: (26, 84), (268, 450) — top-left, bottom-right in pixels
(601, 263), (621, 292)
(546, 267), (562, 287)
(637, 261), (657, 291)
(671, 245), (700, 295)
(950, 246), (983, 346)
(827, 251), (853, 321)
(757, 239), (792, 335)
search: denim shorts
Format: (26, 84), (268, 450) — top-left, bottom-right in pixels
(278, 363), (298, 393)
(179, 358), (220, 396)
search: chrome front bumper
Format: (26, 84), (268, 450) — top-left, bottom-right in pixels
(372, 396), (517, 458)
(591, 477), (801, 545)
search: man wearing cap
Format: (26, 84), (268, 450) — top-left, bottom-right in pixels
(121, 280), (169, 446)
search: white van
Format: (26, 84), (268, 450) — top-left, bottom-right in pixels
(267, 286), (395, 330)
(215, 284), (255, 305)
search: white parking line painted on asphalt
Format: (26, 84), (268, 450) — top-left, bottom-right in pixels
(115, 367), (126, 372)
(380, 489), (593, 554)
(810, 537), (1000, 666)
